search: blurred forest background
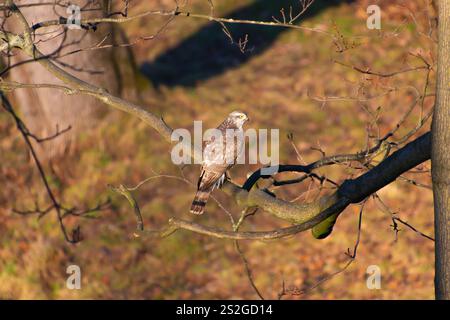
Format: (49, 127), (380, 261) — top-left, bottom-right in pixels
(0, 0), (436, 299)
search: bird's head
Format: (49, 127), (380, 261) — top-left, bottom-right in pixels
(228, 110), (249, 128)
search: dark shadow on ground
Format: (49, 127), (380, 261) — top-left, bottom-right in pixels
(141, 0), (354, 87)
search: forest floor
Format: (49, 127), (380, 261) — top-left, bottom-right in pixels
(0, 0), (436, 299)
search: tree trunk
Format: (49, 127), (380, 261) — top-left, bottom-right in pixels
(5, 1), (137, 159)
(433, 0), (450, 300)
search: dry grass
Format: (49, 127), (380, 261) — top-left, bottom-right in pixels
(0, 0), (436, 299)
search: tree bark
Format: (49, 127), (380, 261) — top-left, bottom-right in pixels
(5, 1), (136, 159)
(433, 0), (450, 300)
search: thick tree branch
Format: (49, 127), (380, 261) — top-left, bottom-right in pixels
(111, 132), (430, 240)
(0, 2), (432, 241)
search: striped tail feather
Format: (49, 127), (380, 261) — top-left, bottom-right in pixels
(190, 189), (211, 215)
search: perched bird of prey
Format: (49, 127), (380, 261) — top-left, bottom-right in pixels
(190, 111), (249, 214)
